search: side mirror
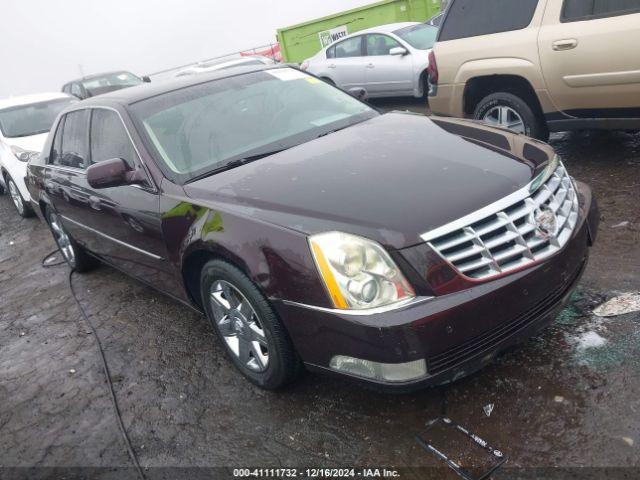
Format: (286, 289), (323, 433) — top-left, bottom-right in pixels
(142, 76), (151, 83)
(390, 47), (409, 56)
(87, 158), (135, 189)
(347, 87), (369, 101)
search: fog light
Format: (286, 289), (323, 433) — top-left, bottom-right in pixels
(329, 355), (427, 383)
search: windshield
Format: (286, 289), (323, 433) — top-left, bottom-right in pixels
(82, 72), (142, 96)
(394, 24), (438, 50)
(0, 98), (75, 138)
(130, 68), (378, 183)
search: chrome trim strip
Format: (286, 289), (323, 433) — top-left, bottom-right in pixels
(43, 165), (86, 175)
(281, 296), (433, 316)
(60, 215), (163, 260)
(420, 157), (558, 243)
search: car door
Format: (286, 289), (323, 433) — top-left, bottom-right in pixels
(327, 35), (368, 90)
(538, 0), (640, 117)
(81, 107), (181, 290)
(364, 33), (414, 96)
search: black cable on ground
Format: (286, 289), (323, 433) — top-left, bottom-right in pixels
(42, 250), (145, 480)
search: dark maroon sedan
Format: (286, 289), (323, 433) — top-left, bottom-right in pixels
(27, 65), (598, 390)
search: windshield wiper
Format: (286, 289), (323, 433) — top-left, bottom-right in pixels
(185, 148), (287, 184)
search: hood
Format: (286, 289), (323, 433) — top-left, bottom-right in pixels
(183, 113), (553, 249)
(6, 132), (49, 153)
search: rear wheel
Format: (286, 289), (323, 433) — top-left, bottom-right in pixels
(474, 92), (548, 141)
(45, 208), (98, 272)
(6, 176), (34, 218)
(200, 259), (302, 390)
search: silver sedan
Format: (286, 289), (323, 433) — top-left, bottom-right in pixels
(301, 22), (438, 99)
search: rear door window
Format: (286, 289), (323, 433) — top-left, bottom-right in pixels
(54, 110), (90, 169)
(562, 0), (640, 21)
(334, 36), (364, 58)
(439, 0), (539, 41)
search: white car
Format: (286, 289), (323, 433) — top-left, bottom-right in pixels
(0, 93), (76, 217)
(301, 22), (438, 99)
(175, 56), (276, 78)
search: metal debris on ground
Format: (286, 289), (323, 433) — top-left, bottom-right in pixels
(483, 403), (494, 417)
(593, 292), (640, 317)
(554, 396), (565, 403)
(69, 369), (76, 374)
(416, 417), (507, 480)
(622, 437), (634, 447)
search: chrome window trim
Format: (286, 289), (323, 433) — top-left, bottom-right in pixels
(54, 104), (159, 193)
(43, 165), (86, 176)
(420, 157), (559, 243)
(60, 215), (163, 260)
(281, 296), (433, 316)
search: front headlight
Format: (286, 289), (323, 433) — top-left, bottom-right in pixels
(11, 145), (39, 163)
(309, 231), (415, 310)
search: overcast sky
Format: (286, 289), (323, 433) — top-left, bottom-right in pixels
(0, 0), (374, 98)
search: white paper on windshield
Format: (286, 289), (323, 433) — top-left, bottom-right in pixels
(266, 69), (308, 81)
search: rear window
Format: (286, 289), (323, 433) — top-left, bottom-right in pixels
(562, 0), (640, 21)
(439, 0), (539, 41)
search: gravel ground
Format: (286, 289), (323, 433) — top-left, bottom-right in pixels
(1, 99), (639, 479)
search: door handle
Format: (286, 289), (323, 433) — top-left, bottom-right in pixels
(366, 63), (375, 69)
(552, 39), (578, 51)
(328, 64), (336, 69)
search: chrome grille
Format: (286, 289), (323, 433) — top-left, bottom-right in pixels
(421, 163), (579, 280)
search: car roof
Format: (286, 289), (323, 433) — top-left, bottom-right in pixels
(65, 70), (138, 84)
(177, 56), (269, 75)
(0, 92), (74, 110)
(77, 64), (294, 107)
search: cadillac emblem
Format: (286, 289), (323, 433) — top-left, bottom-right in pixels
(534, 205), (558, 240)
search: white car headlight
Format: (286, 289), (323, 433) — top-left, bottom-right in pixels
(11, 145), (39, 163)
(309, 231), (415, 310)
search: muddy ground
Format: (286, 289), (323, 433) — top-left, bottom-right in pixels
(1, 98), (639, 479)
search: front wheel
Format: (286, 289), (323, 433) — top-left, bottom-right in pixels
(474, 92), (549, 141)
(45, 208), (98, 272)
(6, 176), (34, 218)
(200, 260), (302, 390)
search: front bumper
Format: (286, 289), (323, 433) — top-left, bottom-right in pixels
(274, 182), (597, 391)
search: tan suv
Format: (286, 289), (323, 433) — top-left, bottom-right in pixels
(428, 0), (640, 140)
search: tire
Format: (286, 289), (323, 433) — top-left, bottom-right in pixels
(474, 92), (549, 141)
(5, 175), (34, 218)
(44, 207), (98, 272)
(200, 259), (302, 390)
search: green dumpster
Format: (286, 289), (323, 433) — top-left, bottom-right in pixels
(277, 0), (442, 64)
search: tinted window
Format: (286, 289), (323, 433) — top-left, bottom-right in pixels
(56, 110), (90, 169)
(70, 83), (83, 98)
(394, 24), (438, 50)
(563, 0), (640, 20)
(0, 98), (74, 138)
(439, 0), (538, 41)
(50, 116), (66, 166)
(366, 34), (402, 56)
(90, 109), (137, 168)
(334, 36), (363, 58)
(326, 45), (336, 59)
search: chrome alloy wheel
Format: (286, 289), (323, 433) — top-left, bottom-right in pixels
(209, 280), (269, 372)
(482, 105), (526, 134)
(49, 212), (76, 265)
(8, 180), (24, 215)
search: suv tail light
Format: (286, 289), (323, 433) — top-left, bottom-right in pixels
(426, 50), (438, 88)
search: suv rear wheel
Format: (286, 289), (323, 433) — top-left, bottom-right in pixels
(6, 175), (34, 218)
(474, 92), (548, 141)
